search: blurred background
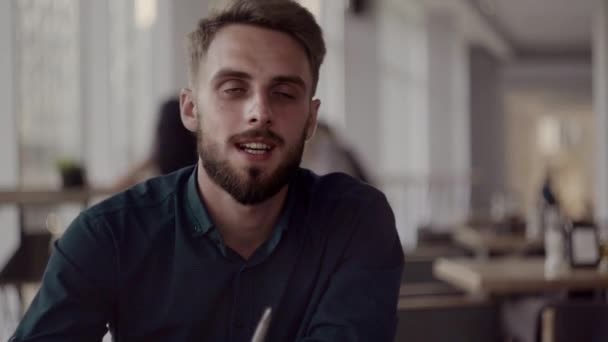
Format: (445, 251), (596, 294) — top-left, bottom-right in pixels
(1, 0), (608, 341)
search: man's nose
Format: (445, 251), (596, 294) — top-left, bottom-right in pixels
(246, 92), (273, 126)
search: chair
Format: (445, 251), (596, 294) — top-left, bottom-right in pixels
(396, 296), (501, 342)
(539, 301), (608, 342)
(0, 212), (61, 316)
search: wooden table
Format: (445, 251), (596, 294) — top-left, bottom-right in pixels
(0, 189), (114, 205)
(454, 226), (543, 257)
(433, 257), (608, 296)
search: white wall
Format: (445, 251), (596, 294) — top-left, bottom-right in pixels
(426, 10), (471, 225)
(328, 0), (475, 247)
(343, 3), (382, 174)
(0, 0), (21, 272)
(427, 12), (470, 180)
(317, 0), (346, 128)
(469, 46), (506, 215)
(376, 0), (431, 248)
(84, 0), (182, 186)
(132, 0), (175, 158)
(593, 0), (608, 226)
(170, 0), (210, 91)
(82, 0), (112, 185)
(378, 0), (429, 178)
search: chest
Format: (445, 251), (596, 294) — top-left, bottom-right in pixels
(112, 227), (342, 341)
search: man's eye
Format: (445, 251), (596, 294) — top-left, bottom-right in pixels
(225, 88), (244, 94)
(223, 88), (246, 96)
(274, 91), (295, 99)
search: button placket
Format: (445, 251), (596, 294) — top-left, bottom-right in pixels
(230, 264), (249, 341)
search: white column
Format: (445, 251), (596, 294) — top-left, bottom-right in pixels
(378, 0), (429, 178)
(82, 0), (114, 185)
(377, 0), (430, 250)
(593, 0), (608, 227)
(0, 0), (20, 271)
(132, 0), (175, 159)
(426, 10), (471, 226)
(84, 0), (177, 186)
(0, 2), (18, 188)
(343, 3), (381, 173)
(317, 0), (346, 129)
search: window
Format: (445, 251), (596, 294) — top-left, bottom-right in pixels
(15, 0), (81, 188)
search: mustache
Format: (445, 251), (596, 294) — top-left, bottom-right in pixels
(229, 129), (285, 146)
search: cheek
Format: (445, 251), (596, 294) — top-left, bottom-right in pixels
(280, 119), (310, 146)
(199, 102), (238, 133)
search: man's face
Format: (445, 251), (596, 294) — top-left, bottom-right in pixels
(185, 24), (320, 205)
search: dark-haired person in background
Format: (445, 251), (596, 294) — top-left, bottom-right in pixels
(12, 1), (404, 341)
(112, 97), (198, 191)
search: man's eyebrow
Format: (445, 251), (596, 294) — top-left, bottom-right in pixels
(272, 75), (306, 89)
(211, 69), (252, 82)
(211, 69), (307, 89)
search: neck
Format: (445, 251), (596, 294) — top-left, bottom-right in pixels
(196, 160), (288, 259)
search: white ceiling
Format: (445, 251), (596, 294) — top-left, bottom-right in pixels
(473, 0), (594, 52)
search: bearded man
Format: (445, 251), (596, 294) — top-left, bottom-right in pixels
(12, 1), (404, 341)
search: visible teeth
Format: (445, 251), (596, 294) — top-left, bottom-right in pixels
(241, 142), (270, 150)
(244, 149), (266, 155)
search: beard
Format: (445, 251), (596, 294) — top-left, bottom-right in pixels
(197, 125), (307, 206)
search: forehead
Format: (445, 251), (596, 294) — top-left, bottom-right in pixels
(200, 24), (312, 88)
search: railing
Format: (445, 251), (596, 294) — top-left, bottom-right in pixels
(379, 175), (472, 251)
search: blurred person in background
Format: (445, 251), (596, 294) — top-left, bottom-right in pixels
(12, 1), (403, 341)
(301, 120), (371, 184)
(541, 168), (560, 208)
(112, 97), (198, 191)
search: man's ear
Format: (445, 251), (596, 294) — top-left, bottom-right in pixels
(180, 88), (199, 133)
(305, 99), (321, 141)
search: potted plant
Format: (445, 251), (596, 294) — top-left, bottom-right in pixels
(56, 158), (86, 189)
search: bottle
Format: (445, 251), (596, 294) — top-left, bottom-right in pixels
(526, 199), (542, 241)
(544, 205), (569, 278)
(597, 240), (608, 273)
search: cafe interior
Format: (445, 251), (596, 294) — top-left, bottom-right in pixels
(1, 0), (608, 341)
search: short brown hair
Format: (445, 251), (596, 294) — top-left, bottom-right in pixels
(186, 0), (326, 95)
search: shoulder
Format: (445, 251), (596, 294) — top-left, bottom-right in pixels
(90, 167), (191, 214)
(296, 170), (402, 266)
(80, 166), (193, 235)
(296, 169), (393, 234)
(298, 168), (387, 208)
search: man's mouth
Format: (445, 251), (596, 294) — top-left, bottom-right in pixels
(230, 129), (283, 157)
(236, 142), (274, 155)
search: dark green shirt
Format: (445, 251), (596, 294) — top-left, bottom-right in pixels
(12, 166), (404, 341)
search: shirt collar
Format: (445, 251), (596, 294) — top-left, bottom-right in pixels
(185, 166), (214, 237)
(183, 166), (297, 238)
